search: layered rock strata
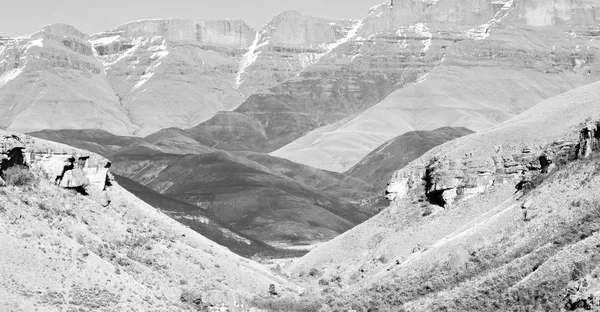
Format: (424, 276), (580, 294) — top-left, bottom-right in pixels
(385, 116), (600, 208)
(269, 0), (600, 171)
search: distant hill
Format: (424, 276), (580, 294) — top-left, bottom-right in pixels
(113, 174), (281, 257)
(111, 151), (375, 246)
(346, 127), (474, 188)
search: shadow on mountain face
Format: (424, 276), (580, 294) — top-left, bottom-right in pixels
(111, 150), (376, 245)
(346, 127), (475, 188)
(113, 174), (285, 257)
(28, 126), (473, 250)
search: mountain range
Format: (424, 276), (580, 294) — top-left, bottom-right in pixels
(3, 0), (599, 172)
(3, 0), (599, 258)
(4, 0), (600, 310)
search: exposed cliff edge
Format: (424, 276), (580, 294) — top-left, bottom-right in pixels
(386, 81), (600, 209)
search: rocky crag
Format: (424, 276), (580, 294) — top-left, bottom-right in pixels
(386, 82), (600, 209)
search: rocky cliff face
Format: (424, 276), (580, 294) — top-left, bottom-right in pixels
(0, 24), (136, 135)
(0, 20), (259, 137)
(385, 80), (600, 209)
(89, 19), (256, 136)
(0, 14), (362, 137)
(235, 11), (360, 97)
(270, 0), (600, 171)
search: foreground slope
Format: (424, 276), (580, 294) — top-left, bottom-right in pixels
(0, 131), (294, 310)
(285, 79), (600, 310)
(346, 127), (474, 188)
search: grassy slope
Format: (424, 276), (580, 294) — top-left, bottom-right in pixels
(267, 80), (600, 311)
(345, 127), (474, 188)
(29, 129), (377, 250)
(0, 169), (295, 311)
(329, 154), (600, 311)
(113, 174), (280, 257)
(111, 151), (374, 245)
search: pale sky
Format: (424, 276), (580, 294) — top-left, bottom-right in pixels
(1, 0), (385, 37)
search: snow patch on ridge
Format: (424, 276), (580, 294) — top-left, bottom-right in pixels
(0, 68), (23, 88)
(297, 20), (363, 71)
(128, 38), (169, 94)
(326, 20), (363, 53)
(411, 23), (432, 52)
(24, 38), (43, 52)
(90, 35), (121, 46)
(0, 36), (45, 88)
(415, 72), (430, 84)
(235, 30), (268, 89)
(464, 0), (514, 40)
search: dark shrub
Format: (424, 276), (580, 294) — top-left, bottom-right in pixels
(2, 166), (36, 187)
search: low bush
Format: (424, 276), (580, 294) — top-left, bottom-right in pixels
(250, 295), (322, 312)
(2, 165), (37, 187)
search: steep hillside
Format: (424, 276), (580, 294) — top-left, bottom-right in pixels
(328, 152), (600, 311)
(29, 128), (379, 250)
(0, 25), (138, 135)
(113, 174), (279, 257)
(270, 0), (600, 171)
(278, 80), (600, 310)
(235, 11), (361, 97)
(28, 128), (216, 157)
(1, 13), (362, 137)
(346, 127), (473, 188)
(110, 151), (375, 247)
(0, 130), (295, 311)
(27, 129), (142, 157)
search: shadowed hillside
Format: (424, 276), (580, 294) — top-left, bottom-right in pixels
(113, 174), (284, 257)
(111, 151), (375, 246)
(346, 127), (474, 188)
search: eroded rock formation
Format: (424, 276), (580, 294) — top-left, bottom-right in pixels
(387, 121), (600, 208)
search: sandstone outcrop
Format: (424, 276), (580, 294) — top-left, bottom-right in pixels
(385, 121), (600, 208)
(347, 127), (474, 190)
(385, 80), (600, 208)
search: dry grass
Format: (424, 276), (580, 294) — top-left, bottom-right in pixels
(2, 165), (37, 187)
(274, 154), (600, 311)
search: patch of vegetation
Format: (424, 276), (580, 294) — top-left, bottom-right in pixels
(250, 295), (322, 312)
(323, 155), (600, 311)
(2, 165), (37, 187)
